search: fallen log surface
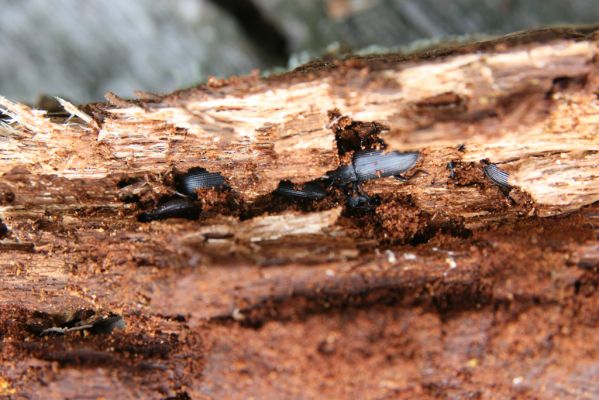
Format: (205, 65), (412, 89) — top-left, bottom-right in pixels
(0, 27), (598, 399)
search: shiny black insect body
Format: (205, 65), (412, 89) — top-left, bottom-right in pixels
(354, 150), (419, 181)
(327, 150), (419, 185)
(138, 198), (201, 222)
(346, 184), (380, 210)
(176, 167), (227, 199)
(326, 150), (419, 210)
(346, 193), (372, 209)
(447, 161), (456, 179)
(483, 163), (511, 190)
(274, 180), (328, 200)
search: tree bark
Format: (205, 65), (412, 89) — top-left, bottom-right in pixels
(0, 27), (598, 399)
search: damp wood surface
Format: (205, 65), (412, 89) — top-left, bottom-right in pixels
(0, 27), (598, 399)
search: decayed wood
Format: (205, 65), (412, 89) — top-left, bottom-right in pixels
(0, 29), (598, 209)
(0, 27), (598, 399)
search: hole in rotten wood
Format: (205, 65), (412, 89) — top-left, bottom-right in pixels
(25, 309), (126, 339)
(327, 109), (388, 156)
(7, 306), (197, 372)
(0, 219), (8, 238)
(410, 92), (469, 122)
(121, 111), (414, 225)
(24, 309), (97, 336)
(117, 135), (471, 252)
(117, 176), (142, 189)
(0, 184), (15, 204)
(547, 75), (588, 98)
(0, 241), (34, 252)
(409, 219), (472, 246)
(240, 186), (344, 221)
(374, 194), (472, 246)
(113, 107), (510, 261)
(415, 92), (467, 110)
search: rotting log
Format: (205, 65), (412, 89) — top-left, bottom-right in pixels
(0, 27), (598, 399)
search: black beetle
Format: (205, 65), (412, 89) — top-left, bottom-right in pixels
(274, 180), (328, 200)
(346, 188), (379, 210)
(39, 314), (125, 337)
(327, 150), (419, 185)
(483, 163), (511, 190)
(447, 161), (456, 179)
(176, 167), (227, 199)
(138, 198), (201, 222)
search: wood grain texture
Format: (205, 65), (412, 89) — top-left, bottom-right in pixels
(0, 27), (598, 399)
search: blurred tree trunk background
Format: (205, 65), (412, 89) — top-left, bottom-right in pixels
(1, 0), (599, 103)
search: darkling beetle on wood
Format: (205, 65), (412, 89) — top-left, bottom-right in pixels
(274, 180), (328, 200)
(483, 163), (511, 190)
(39, 314), (125, 337)
(138, 198), (201, 222)
(274, 150), (419, 205)
(138, 168), (224, 222)
(327, 150), (419, 209)
(137, 150), (420, 221)
(327, 150), (420, 185)
(176, 167), (228, 199)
